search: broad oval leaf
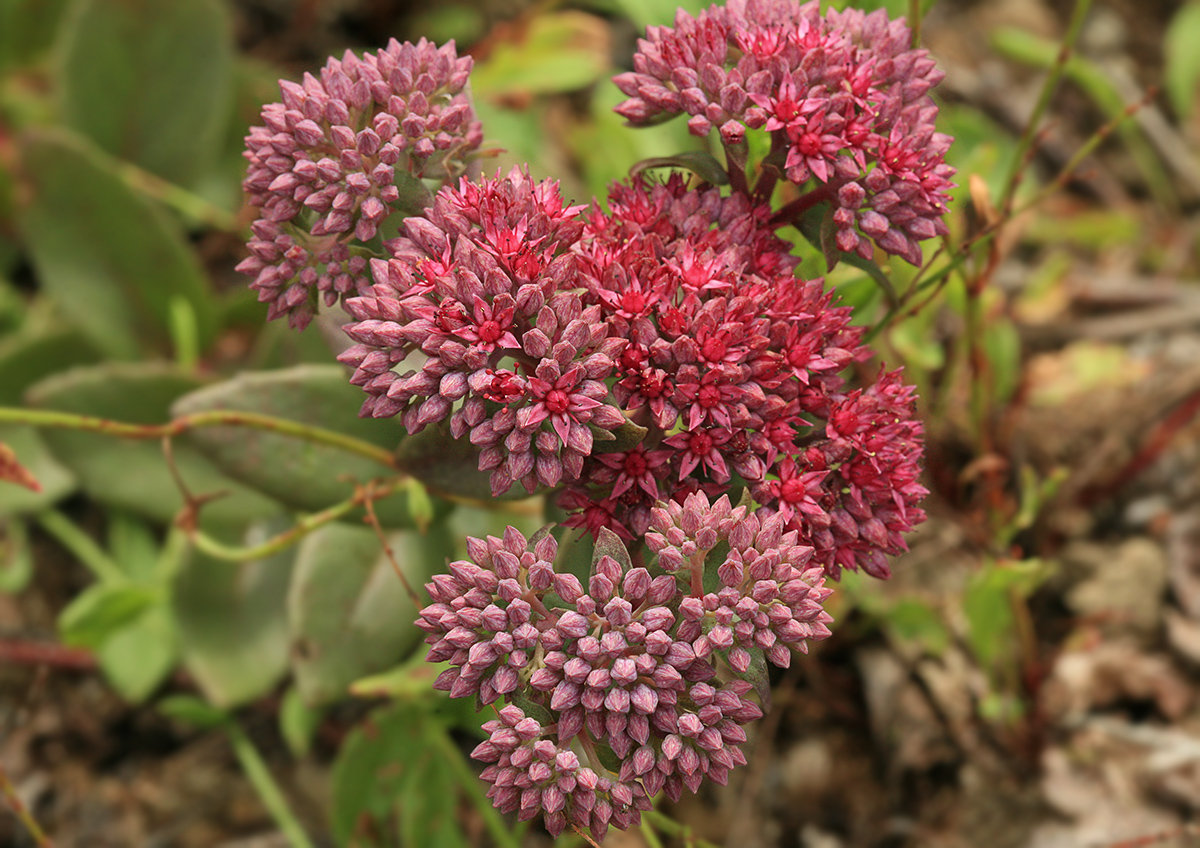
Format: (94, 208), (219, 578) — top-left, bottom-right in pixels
(97, 604), (179, 703)
(55, 0), (234, 188)
(0, 0), (71, 74)
(25, 362), (281, 525)
(59, 582), (160, 648)
(171, 365), (439, 528)
(592, 525), (632, 574)
(15, 132), (218, 359)
(0, 324), (103, 406)
(288, 521), (455, 706)
(394, 421), (542, 502)
(172, 521), (295, 708)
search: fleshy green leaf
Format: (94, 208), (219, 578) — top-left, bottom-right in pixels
(394, 422), (541, 502)
(15, 132), (219, 359)
(589, 419), (648, 454)
(592, 525), (632, 574)
(59, 582), (160, 648)
(0, 0), (71, 73)
(0, 325), (103, 406)
(964, 559), (1054, 672)
(0, 426), (74, 518)
(741, 644), (772, 712)
(25, 363), (281, 525)
(630, 151), (730, 186)
(172, 523), (294, 709)
(288, 522), (454, 706)
(170, 366), (436, 528)
(55, 0), (233, 188)
(280, 686), (325, 758)
(158, 694), (228, 729)
(0, 518), (34, 594)
(98, 604), (178, 702)
(1166, 2), (1200, 120)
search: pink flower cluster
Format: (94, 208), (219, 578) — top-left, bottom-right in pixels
(338, 168), (628, 496)
(614, 0), (954, 265)
(416, 499), (830, 841)
(340, 168), (927, 579)
(241, 0), (948, 835)
(240, 39), (483, 328)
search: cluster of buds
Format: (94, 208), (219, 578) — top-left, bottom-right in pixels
(416, 499), (831, 841)
(614, 0), (954, 265)
(241, 0), (949, 836)
(240, 38), (483, 328)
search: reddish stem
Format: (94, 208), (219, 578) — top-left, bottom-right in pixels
(0, 640), (95, 671)
(767, 182), (838, 229)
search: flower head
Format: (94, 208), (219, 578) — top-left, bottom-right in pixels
(417, 515), (827, 835)
(239, 38), (483, 328)
(339, 168), (627, 494)
(613, 0), (954, 264)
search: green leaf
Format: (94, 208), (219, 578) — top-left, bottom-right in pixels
(170, 365), (436, 528)
(331, 703), (470, 848)
(98, 604), (178, 702)
(1166, 2), (1200, 119)
(0, 325), (103, 406)
(59, 582), (160, 648)
(592, 525), (632, 574)
(288, 522), (453, 706)
(0, 518), (34, 593)
(0, 0), (71, 73)
(394, 421), (540, 502)
(280, 685), (324, 758)
(740, 644), (771, 712)
(982, 316), (1022, 408)
(158, 694), (228, 729)
(964, 559), (1053, 671)
(0, 425), (75, 518)
(882, 599), (950, 656)
(589, 419), (648, 454)
(630, 151), (730, 186)
(172, 522), (294, 708)
(55, 0), (233, 188)
(15, 132), (218, 359)
(26, 363), (281, 525)
(106, 512), (162, 583)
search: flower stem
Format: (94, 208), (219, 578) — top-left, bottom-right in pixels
(0, 407), (398, 471)
(224, 720), (316, 848)
(189, 479), (407, 562)
(114, 159), (237, 232)
(767, 182), (837, 229)
(0, 756), (54, 848)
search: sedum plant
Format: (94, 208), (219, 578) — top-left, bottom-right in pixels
(0, 0), (953, 843)
(237, 0), (949, 840)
